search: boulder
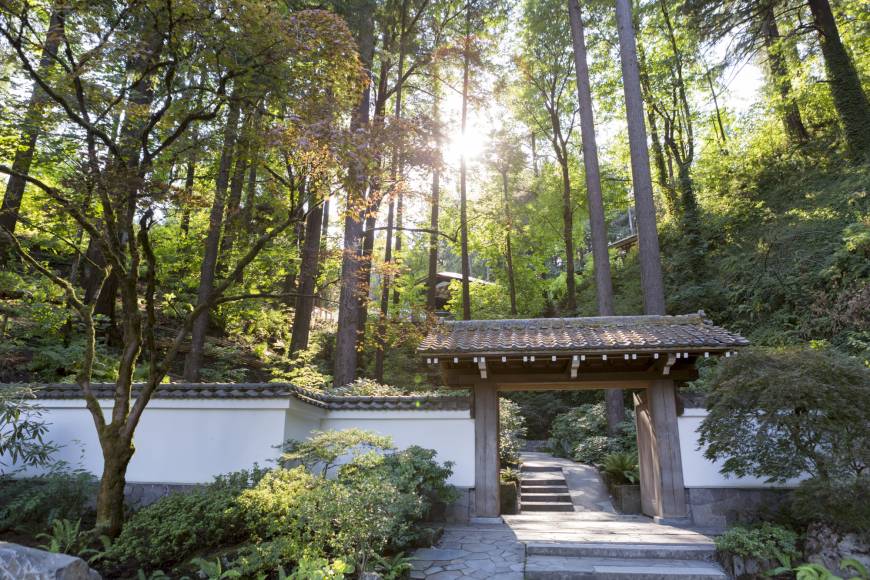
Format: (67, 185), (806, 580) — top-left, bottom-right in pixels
(0, 542), (101, 580)
(804, 523), (870, 576)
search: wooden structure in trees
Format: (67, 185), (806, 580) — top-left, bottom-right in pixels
(419, 312), (748, 521)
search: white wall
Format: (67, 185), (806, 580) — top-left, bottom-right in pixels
(321, 410), (475, 487)
(3, 398), (473, 487)
(679, 407), (802, 488)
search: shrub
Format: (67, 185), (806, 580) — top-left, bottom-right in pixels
(715, 522), (800, 563)
(0, 469), (96, 532)
(382, 446), (457, 516)
(105, 467), (266, 571)
(549, 403), (636, 463)
(791, 476), (870, 539)
(549, 403), (608, 458)
(499, 398), (527, 465)
(601, 452), (639, 486)
(281, 428), (394, 475)
(698, 347), (870, 482)
(0, 384), (59, 470)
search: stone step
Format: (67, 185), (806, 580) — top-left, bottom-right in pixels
(522, 465), (564, 473)
(522, 502), (576, 512)
(525, 542), (717, 561)
(525, 555), (728, 580)
(521, 478), (566, 486)
(522, 485), (571, 494)
(521, 493), (573, 503)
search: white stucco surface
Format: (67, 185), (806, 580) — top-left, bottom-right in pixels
(3, 398), (473, 487)
(678, 407), (801, 488)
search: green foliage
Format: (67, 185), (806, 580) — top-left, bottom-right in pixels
(499, 398), (527, 465)
(699, 347), (870, 481)
(505, 390), (601, 440)
(280, 428), (394, 475)
(0, 384), (58, 470)
(768, 558), (870, 580)
(715, 522), (800, 563)
(548, 403), (636, 465)
(500, 467), (521, 484)
(791, 477), (870, 539)
(37, 518), (87, 555)
(105, 467), (267, 572)
(445, 279), (512, 320)
(601, 452), (639, 485)
(105, 432), (453, 576)
(0, 470), (96, 532)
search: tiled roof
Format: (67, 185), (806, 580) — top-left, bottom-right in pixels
(418, 312), (748, 355)
(27, 383), (470, 411)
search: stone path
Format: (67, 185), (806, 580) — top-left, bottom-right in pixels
(409, 522), (525, 579)
(411, 452), (725, 578)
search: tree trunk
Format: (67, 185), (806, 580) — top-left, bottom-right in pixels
(374, 198), (395, 381)
(426, 67), (442, 313)
(184, 97), (242, 382)
(333, 8), (375, 388)
(638, 45), (677, 216)
(807, 0), (870, 160)
(530, 132), (539, 178)
(568, 0), (623, 430)
(760, 6), (809, 145)
(614, 0), (667, 315)
(180, 159), (195, 236)
(501, 171), (518, 316)
(559, 153), (577, 314)
(459, 5), (473, 320)
(95, 430), (135, 537)
(289, 200), (324, 354)
(705, 70), (729, 150)
(0, 8), (64, 253)
(218, 113), (253, 275)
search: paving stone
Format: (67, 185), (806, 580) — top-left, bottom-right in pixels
(411, 548), (468, 561)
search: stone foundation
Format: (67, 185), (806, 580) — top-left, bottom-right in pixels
(687, 487), (792, 529)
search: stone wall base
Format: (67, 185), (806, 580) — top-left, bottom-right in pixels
(687, 487), (792, 530)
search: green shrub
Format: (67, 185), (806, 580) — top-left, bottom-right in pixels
(714, 522), (799, 563)
(791, 476), (870, 539)
(0, 385), (60, 470)
(105, 467), (266, 571)
(499, 398), (527, 465)
(382, 446), (457, 516)
(549, 403), (608, 457)
(281, 428), (394, 475)
(601, 452), (639, 485)
(549, 403), (636, 464)
(699, 347), (870, 482)
(0, 469), (96, 532)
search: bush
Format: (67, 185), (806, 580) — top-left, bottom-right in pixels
(699, 347), (870, 482)
(549, 403), (636, 464)
(601, 452), (639, 486)
(791, 476), (870, 539)
(499, 398), (527, 465)
(105, 467), (267, 572)
(715, 522), (799, 563)
(0, 384), (59, 470)
(382, 446), (457, 517)
(281, 428), (394, 475)
(0, 469), (96, 532)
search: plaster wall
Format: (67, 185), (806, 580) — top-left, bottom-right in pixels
(679, 407), (802, 488)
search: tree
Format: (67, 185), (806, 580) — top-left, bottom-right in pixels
(567, 0), (623, 431)
(699, 347), (870, 481)
(0, 0), (364, 534)
(613, 0), (667, 315)
(517, 0), (580, 313)
(0, 7), (63, 260)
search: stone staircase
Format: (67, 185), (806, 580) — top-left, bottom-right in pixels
(520, 464), (575, 513)
(505, 513), (728, 580)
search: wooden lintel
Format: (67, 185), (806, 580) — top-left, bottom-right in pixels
(497, 380), (653, 391)
(443, 368), (697, 387)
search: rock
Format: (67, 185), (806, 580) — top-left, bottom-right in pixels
(804, 523), (870, 576)
(0, 542), (101, 580)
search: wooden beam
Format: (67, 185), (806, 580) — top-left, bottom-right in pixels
(477, 357), (487, 379)
(474, 383), (500, 517)
(443, 369), (698, 387)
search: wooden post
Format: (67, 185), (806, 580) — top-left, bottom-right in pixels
(474, 383), (500, 518)
(635, 380), (688, 520)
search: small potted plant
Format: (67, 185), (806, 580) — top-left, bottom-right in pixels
(601, 452), (641, 514)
